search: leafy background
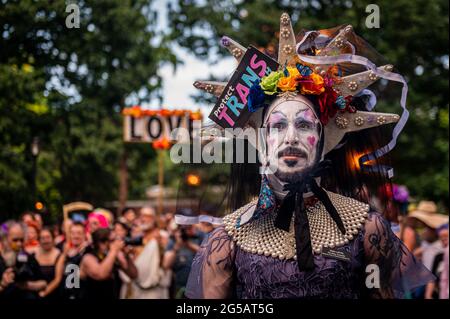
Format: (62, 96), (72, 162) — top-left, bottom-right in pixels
(0, 0), (448, 222)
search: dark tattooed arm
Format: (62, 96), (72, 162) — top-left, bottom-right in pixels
(363, 212), (434, 299)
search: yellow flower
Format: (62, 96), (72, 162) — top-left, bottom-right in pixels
(286, 67), (300, 77)
(277, 75), (298, 92)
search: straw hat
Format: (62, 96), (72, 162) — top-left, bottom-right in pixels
(409, 201), (449, 229)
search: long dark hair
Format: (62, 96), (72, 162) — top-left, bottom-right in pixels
(91, 228), (111, 255)
(39, 226), (55, 240)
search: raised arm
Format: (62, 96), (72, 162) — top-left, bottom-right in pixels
(80, 240), (123, 281)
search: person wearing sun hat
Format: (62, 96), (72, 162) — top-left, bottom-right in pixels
(421, 223), (448, 299)
(404, 200), (448, 299)
(409, 201), (448, 276)
(409, 201), (449, 230)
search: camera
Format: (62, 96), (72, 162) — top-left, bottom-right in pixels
(124, 236), (143, 246)
(180, 228), (189, 242)
(180, 227), (198, 242)
(13, 252), (34, 282)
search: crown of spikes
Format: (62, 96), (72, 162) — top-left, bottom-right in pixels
(193, 13), (401, 155)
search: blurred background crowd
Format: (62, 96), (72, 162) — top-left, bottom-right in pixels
(0, 205), (215, 300)
(0, 183), (448, 300)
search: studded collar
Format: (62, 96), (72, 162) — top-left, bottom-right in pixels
(224, 179), (370, 260)
(235, 175), (319, 228)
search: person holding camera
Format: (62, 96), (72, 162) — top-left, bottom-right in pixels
(79, 228), (137, 299)
(112, 220), (137, 299)
(0, 222), (47, 299)
(127, 206), (171, 299)
(163, 222), (203, 299)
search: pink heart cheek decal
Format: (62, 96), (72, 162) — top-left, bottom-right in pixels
(307, 136), (316, 147)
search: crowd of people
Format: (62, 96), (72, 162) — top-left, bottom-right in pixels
(0, 192), (448, 300)
(377, 185), (449, 299)
(393, 201), (449, 299)
(0, 206), (214, 300)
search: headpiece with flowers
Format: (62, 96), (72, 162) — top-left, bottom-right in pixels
(194, 12), (408, 165)
(248, 63), (355, 126)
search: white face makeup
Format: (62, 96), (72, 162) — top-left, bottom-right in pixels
(264, 97), (321, 182)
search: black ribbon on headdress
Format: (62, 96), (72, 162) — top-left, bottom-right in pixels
(274, 160), (346, 271)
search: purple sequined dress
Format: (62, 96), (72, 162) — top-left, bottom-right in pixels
(186, 183), (434, 299)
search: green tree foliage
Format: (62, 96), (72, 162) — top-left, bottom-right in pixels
(167, 0), (449, 208)
(1, 0), (448, 221)
(0, 0), (177, 220)
(0, 63), (47, 219)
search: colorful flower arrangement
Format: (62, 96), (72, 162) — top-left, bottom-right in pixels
(122, 106), (202, 150)
(248, 63), (355, 125)
(122, 106), (203, 121)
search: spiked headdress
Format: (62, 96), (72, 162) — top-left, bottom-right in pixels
(194, 12), (409, 173)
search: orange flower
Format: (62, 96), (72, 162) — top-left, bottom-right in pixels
(160, 137), (171, 150)
(277, 75), (298, 92)
(152, 140), (161, 149)
(190, 111), (203, 120)
(127, 106), (142, 117)
(152, 137), (172, 150)
(299, 73), (325, 95)
(328, 65), (340, 77)
(160, 109), (171, 116)
(151, 110), (157, 116)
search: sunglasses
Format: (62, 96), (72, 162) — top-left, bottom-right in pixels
(11, 237), (24, 242)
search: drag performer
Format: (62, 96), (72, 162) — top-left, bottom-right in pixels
(183, 13), (433, 298)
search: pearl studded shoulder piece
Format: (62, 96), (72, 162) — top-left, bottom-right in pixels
(223, 191), (369, 260)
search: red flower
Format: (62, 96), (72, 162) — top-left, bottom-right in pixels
(317, 86), (338, 125)
(152, 137), (172, 150)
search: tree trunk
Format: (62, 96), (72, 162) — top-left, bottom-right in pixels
(118, 149), (128, 216)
